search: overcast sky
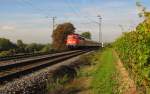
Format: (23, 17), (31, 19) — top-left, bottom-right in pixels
(0, 0), (149, 44)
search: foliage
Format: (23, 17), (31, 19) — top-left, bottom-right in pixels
(113, 11), (150, 92)
(47, 75), (69, 93)
(136, 1), (146, 17)
(52, 22), (75, 51)
(0, 51), (12, 57)
(25, 43), (45, 53)
(81, 31), (91, 39)
(40, 44), (52, 52)
(0, 38), (52, 57)
(0, 38), (16, 51)
(16, 40), (26, 53)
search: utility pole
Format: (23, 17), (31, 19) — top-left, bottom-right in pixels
(97, 15), (102, 47)
(52, 16), (57, 32)
(46, 16), (57, 32)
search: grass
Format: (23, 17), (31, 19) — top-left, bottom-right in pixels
(91, 48), (119, 94)
(46, 48), (121, 94)
(46, 75), (68, 94)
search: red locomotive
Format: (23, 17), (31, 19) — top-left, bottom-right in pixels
(66, 34), (100, 48)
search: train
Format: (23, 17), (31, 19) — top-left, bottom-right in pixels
(66, 33), (101, 48)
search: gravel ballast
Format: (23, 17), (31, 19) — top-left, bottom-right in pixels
(0, 52), (92, 94)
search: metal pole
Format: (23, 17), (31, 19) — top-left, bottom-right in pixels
(46, 16), (57, 32)
(52, 17), (56, 32)
(97, 15), (102, 44)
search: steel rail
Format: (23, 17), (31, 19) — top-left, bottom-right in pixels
(0, 50), (81, 70)
(0, 50), (69, 61)
(0, 50), (86, 84)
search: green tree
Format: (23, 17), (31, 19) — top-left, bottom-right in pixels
(0, 38), (16, 51)
(26, 43), (44, 53)
(52, 22), (75, 50)
(81, 32), (91, 39)
(16, 40), (26, 52)
(40, 44), (52, 52)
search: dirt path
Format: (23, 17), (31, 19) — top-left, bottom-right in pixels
(114, 51), (137, 94)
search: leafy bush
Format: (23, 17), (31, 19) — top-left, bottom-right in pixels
(0, 51), (12, 57)
(81, 31), (91, 39)
(25, 43), (45, 53)
(0, 38), (16, 51)
(40, 44), (52, 52)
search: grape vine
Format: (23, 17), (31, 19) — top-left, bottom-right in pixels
(114, 12), (150, 92)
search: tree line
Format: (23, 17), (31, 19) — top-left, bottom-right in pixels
(0, 38), (51, 57)
(0, 22), (92, 57)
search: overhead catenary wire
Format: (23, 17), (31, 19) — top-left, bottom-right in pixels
(19, 0), (58, 42)
(20, 0), (98, 24)
(66, 0), (99, 24)
(65, 0), (83, 19)
(20, 0), (51, 18)
(63, 0), (98, 34)
(20, 0), (73, 26)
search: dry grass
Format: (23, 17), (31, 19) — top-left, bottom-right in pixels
(113, 50), (137, 94)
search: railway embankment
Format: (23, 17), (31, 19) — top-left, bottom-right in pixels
(0, 48), (138, 94)
(54, 48), (137, 94)
(0, 51), (93, 94)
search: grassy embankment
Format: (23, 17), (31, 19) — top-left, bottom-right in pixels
(89, 48), (119, 94)
(47, 48), (127, 94)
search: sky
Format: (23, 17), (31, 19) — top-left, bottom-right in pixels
(0, 0), (149, 44)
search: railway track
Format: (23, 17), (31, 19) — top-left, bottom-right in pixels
(0, 50), (86, 84)
(0, 52), (54, 62)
